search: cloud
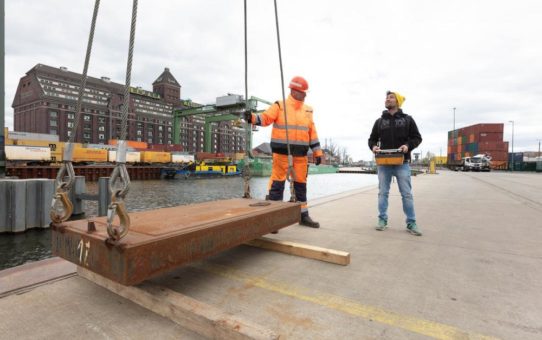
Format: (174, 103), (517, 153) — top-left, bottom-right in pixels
(4, 0), (542, 161)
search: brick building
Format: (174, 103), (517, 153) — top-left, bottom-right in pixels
(12, 64), (246, 153)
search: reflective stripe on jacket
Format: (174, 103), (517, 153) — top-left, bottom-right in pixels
(253, 95), (323, 157)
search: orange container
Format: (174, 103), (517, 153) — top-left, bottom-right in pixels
(109, 139), (148, 150)
(73, 148), (108, 162)
(140, 151), (171, 163)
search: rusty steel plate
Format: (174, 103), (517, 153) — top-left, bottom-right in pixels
(52, 198), (300, 285)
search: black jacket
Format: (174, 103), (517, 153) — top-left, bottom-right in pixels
(368, 109), (422, 162)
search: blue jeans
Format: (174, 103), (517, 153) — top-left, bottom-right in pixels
(377, 163), (416, 224)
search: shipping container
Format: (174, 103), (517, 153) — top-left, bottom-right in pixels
(478, 132), (503, 142)
(108, 150), (141, 163)
(109, 139), (148, 149)
(5, 145), (51, 161)
(483, 151), (507, 161)
(7, 130), (59, 142)
(147, 144), (183, 152)
(195, 152), (226, 161)
(475, 123), (504, 133)
(171, 153), (195, 163)
(478, 141), (508, 152)
(72, 148), (108, 163)
(140, 151), (171, 163)
(86, 143), (117, 150)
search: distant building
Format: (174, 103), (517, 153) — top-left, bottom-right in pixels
(12, 64), (176, 145)
(12, 64), (245, 154)
(252, 142), (272, 156)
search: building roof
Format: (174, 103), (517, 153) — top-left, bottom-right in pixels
(253, 142), (272, 155)
(153, 67), (181, 87)
(28, 63), (125, 92)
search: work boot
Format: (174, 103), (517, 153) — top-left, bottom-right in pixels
(406, 222), (422, 236)
(300, 215), (320, 228)
(376, 219), (388, 231)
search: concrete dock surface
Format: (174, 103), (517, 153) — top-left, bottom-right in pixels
(1, 170), (541, 339)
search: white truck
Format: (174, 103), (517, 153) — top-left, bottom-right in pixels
(463, 154), (492, 172)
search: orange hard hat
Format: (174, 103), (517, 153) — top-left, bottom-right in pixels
(288, 76), (309, 92)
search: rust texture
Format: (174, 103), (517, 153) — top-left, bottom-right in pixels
(52, 198), (301, 285)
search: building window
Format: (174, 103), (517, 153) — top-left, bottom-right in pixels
(137, 137), (142, 142)
(98, 117), (105, 123)
(84, 115), (91, 121)
(50, 120), (57, 127)
(98, 126), (105, 131)
(84, 124), (91, 130)
(84, 133), (91, 139)
(67, 113), (75, 120)
(148, 138), (153, 144)
(99, 134), (105, 140)
(50, 129), (57, 135)
(148, 131), (153, 137)
(158, 126), (163, 131)
(67, 122), (74, 128)
(49, 111), (58, 118)
(137, 130), (142, 136)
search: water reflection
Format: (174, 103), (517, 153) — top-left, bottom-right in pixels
(0, 173), (377, 270)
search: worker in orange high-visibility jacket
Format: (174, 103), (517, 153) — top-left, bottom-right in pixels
(245, 76), (323, 228)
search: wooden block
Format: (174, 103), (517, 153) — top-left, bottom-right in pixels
(245, 237), (350, 266)
(77, 267), (279, 340)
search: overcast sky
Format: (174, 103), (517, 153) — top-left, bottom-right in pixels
(4, 0), (542, 160)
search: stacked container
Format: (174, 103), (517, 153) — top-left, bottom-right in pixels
(447, 123), (509, 168)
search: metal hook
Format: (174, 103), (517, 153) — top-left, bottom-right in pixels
(106, 193), (131, 242)
(50, 191), (74, 223)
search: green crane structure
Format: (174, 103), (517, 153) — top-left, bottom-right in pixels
(173, 96), (272, 153)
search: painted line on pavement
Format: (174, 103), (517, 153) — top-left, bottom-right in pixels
(201, 263), (499, 340)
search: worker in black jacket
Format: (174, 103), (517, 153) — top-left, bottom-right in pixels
(368, 91), (423, 236)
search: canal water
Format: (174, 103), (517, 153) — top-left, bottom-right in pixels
(0, 173), (377, 270)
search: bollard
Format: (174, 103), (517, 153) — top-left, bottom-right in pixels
(0, 179), (27, 233)
(0, 180), (8, 233)
(38, 179), (55, 227)
(98, 177), (111, 217)
(68, 176), (86, 216)
(25, 179), (40, 229)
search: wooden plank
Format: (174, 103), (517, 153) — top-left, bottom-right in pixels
(245, 237), (350, 266)
(77, 267), (279, 340)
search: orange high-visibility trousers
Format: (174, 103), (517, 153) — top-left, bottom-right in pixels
(267, 153), (309, 216)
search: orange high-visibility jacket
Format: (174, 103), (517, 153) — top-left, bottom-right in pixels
(252, 95), (323, 157)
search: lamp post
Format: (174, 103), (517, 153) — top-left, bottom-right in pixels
(509, 120), (514, 171)
(452, 107), (456, 134)
(537, 139), (541, 159)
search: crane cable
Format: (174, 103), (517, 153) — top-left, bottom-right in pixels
(242, 0), (251, 199)
(273, 0), (297, 202)
(106, 0), (138, 242)
(50, 0), (101, 223)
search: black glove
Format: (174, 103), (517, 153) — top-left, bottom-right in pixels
(244, 110), (252, 123)
(315, 156), (322, 166)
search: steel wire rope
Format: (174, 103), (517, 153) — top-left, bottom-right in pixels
(106, 0), (138, 242)
(242, 0), (251, 198)
(50, 0), (101, 223)
(273, 0), (296, 202)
